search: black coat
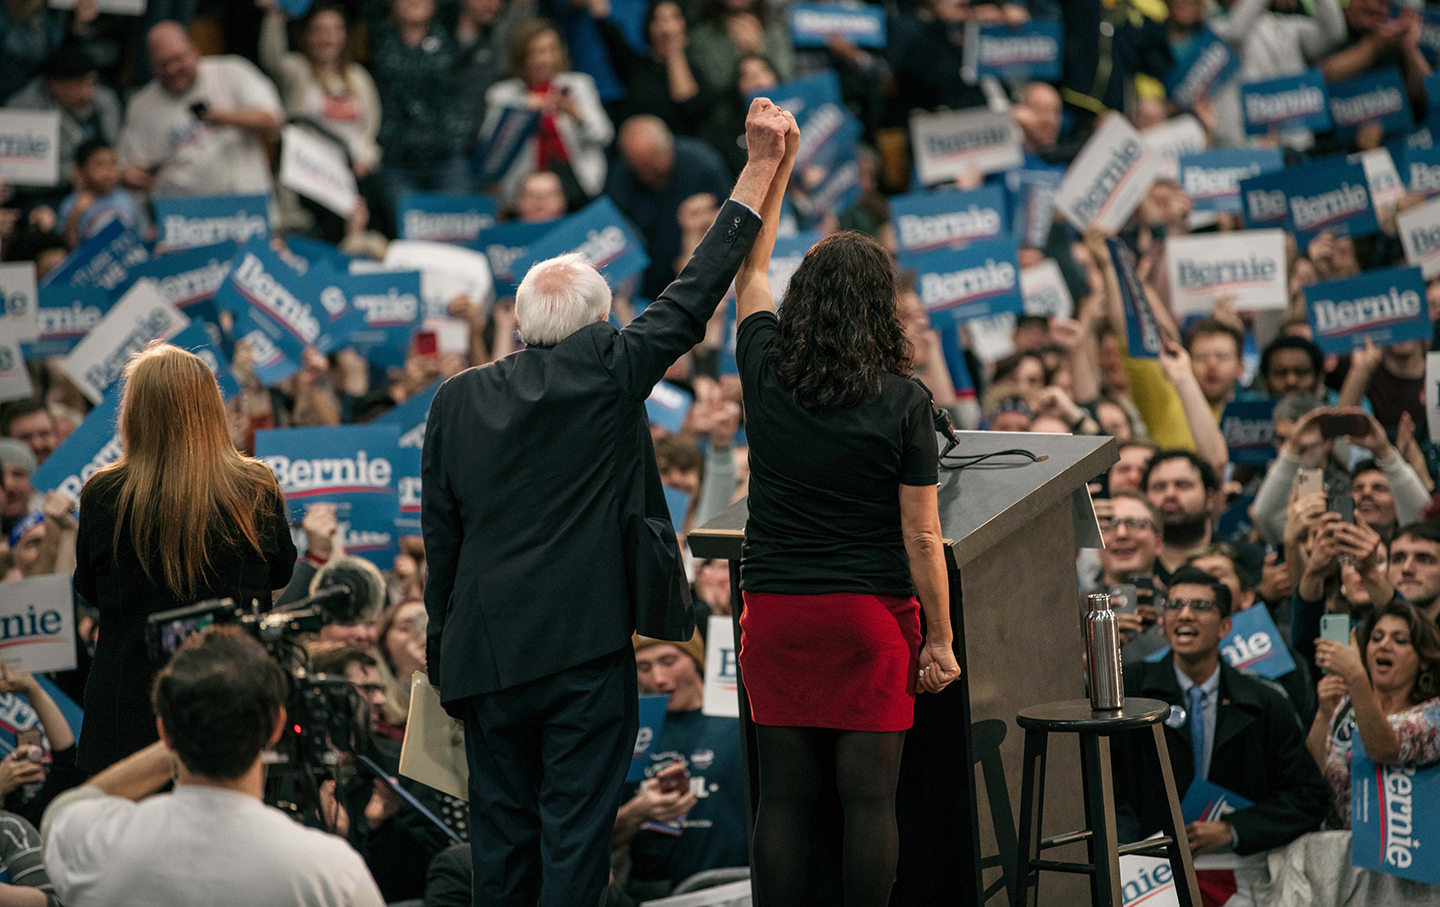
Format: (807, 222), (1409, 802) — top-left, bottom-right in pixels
(422, 200), (760, 708)
(1111, 654), (1329, 855)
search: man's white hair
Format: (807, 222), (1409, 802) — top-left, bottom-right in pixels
(514, 252), (613, 345)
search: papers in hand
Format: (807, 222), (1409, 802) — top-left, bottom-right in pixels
(398, 673), (469, 801)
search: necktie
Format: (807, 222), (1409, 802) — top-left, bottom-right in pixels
(1187, 686), (1205, 782)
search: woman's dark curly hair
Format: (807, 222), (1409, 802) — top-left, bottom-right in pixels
(769, 231), (911, 411)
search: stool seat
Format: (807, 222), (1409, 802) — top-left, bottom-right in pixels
(1016, 698), (1171, 733)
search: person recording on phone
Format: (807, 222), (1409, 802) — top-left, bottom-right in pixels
(41, 627), (384, 907)
(729, 114), (958, 905)
(1253, 404), (1429, 548)
(73, 344), (296, 777)
(0, 666), (84, 832)
(1093, 492), (1167, 669)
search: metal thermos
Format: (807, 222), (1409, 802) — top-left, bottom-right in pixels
(1086, 593), (1124, 711)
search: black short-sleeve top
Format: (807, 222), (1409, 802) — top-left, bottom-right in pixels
(736, 311), (940, 597)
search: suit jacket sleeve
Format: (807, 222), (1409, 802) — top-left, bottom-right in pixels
(1227, 697), (1330, 854)
(421, 378), (462, 692)
(601, 199), (762, 398)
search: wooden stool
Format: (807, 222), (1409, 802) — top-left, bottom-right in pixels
(1011, 699), (1200, 907)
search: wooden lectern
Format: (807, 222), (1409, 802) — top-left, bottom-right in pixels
(689, 431), (1117, 906)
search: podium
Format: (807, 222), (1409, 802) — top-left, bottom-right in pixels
(689, 431), (1116, 906)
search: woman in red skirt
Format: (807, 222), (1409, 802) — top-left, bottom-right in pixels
(731, 122), (961, 905)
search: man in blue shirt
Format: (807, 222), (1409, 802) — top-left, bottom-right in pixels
(615, 633), (748, 898)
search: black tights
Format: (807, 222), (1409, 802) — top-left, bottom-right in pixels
(751, 725), (906, 907)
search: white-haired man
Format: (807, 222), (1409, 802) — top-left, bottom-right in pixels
(422, 98), (795, 907)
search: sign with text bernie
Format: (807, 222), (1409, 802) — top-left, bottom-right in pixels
(1055, 115), (1160, 232)
(891, 184), (1008, 260)
(1304, 266), (1430, 355)
(1351, 737), (1440, 885)
(152, 195), (270, 252)
(789, 3), (886, 49)
(1165, 230), (1287, 315)
(907, 237), (1023, 329)
(961, 17), (1062, 83)
(512, 198), (650, 290)
(1165, 28), (1239, 110)
(256, 423), (403, 569)
(1240, 69), (1331, 136)
(1327, 67), (1411, 139)
(1178, 148), (1283, 214)
(1239, 157), (1377, 246)
(398, 193), (498, 245)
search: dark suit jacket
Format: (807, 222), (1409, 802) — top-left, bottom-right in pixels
(422, 200), (761, 706)
(1111, 654), (1329, 855)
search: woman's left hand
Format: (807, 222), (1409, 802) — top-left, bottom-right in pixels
(918, 639), (960, 694)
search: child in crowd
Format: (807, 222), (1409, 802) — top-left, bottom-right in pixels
(54, 139), (144, 247)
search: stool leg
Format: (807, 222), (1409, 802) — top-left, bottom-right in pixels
(1012, 728), (1048, 907)
(1079, 731), (1122, 907)
(1149, 724), (1201, 907)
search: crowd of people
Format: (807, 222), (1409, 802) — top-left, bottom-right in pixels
(1, 0), (1440, 903)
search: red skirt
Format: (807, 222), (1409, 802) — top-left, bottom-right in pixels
(739, 591), (922, 732)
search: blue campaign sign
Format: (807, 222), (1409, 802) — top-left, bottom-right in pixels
(1216, 494), (1255, 540)
(964, 18), (1062, 83)
(255, 424), (403, 569)
(1237, 167), (1292, 231)
(1328, 68), (1411, 138)
(1252, 157), (1377, 246)
(1351, 737), (1440, 885)
(474, 106), (541, 185)
(646, 381), (692, 433)
(1108, 237), (1162, 360)
(1219, 399), (1277, 467)
(789, 3), (886, 48)
(1240, 69), (1331, 136)
(339, 270), (424, 369)
(114, 241), (236, 327)
(909, 237), (1023, 329)
(1220, 605), (1297, 680)
(1305, 266), (1430, 355)
(375, 379), (440, 536)
(769, 230), (822, 303)
(152, 195), (270, 252)
(663, 486), (690, 532)
(891, 185), (1009, 259)
(28, 390), (121, 500)
(26, 284), (112, 358)
(215, 238), (320, 385)
(1166, 28), (1239, 110)
(803, 137), (862, 223)
(1006, 168), (1061, 248)
(627, 694), (670, 782)
(471, 219), (557, 299)
(41, 220), (149, 293)
(304, 262), (374, 356)
(397, 193), (499, 244)
(167, 320), (240, 400)
(718, 295), (738, 376)
(1403, 141), (1440, 197)
(513, 198), (650, 290)
(1422, 7), (1440, 64)
(1180, 778), (1255, 826)
(1179, 148), (1284, 214)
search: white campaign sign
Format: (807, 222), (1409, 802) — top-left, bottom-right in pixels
(965, 312), (1017, 363)
(1166, 230), (1288, 314)
(48, 0), (145, 14)
(0, 335), (33, 404)
(62, 279), (188, 403)
(0, 575), (77, 674)
(1020, 259), (1073, 318)
(0, 110), (61, 187)
(909, 107), (1023, 187)
(0, 262), (38, 343)
(1355, 147), (1405, 214)
(1142, 115), (1208, 182)
(1056, 116), (1162, 231)
(382, 241), (496, 318)
(1396, 197), (1440, 278)
(279, 125), (359, 217)
(1428, 353), (1440, 444)
(701, 614), (739, 719)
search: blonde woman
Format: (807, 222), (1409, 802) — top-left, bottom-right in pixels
(74, 343), (296, 776)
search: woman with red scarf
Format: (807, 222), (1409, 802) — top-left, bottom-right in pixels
(480, 19), (613, 209)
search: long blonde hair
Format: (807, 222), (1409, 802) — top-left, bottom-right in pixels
(96, 343), (282, 601)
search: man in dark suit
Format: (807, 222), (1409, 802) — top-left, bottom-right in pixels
(1111, 567), (1329, 856)
(421, 98), (794, 907)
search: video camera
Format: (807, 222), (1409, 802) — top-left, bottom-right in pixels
(144, 590), (368, 822)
